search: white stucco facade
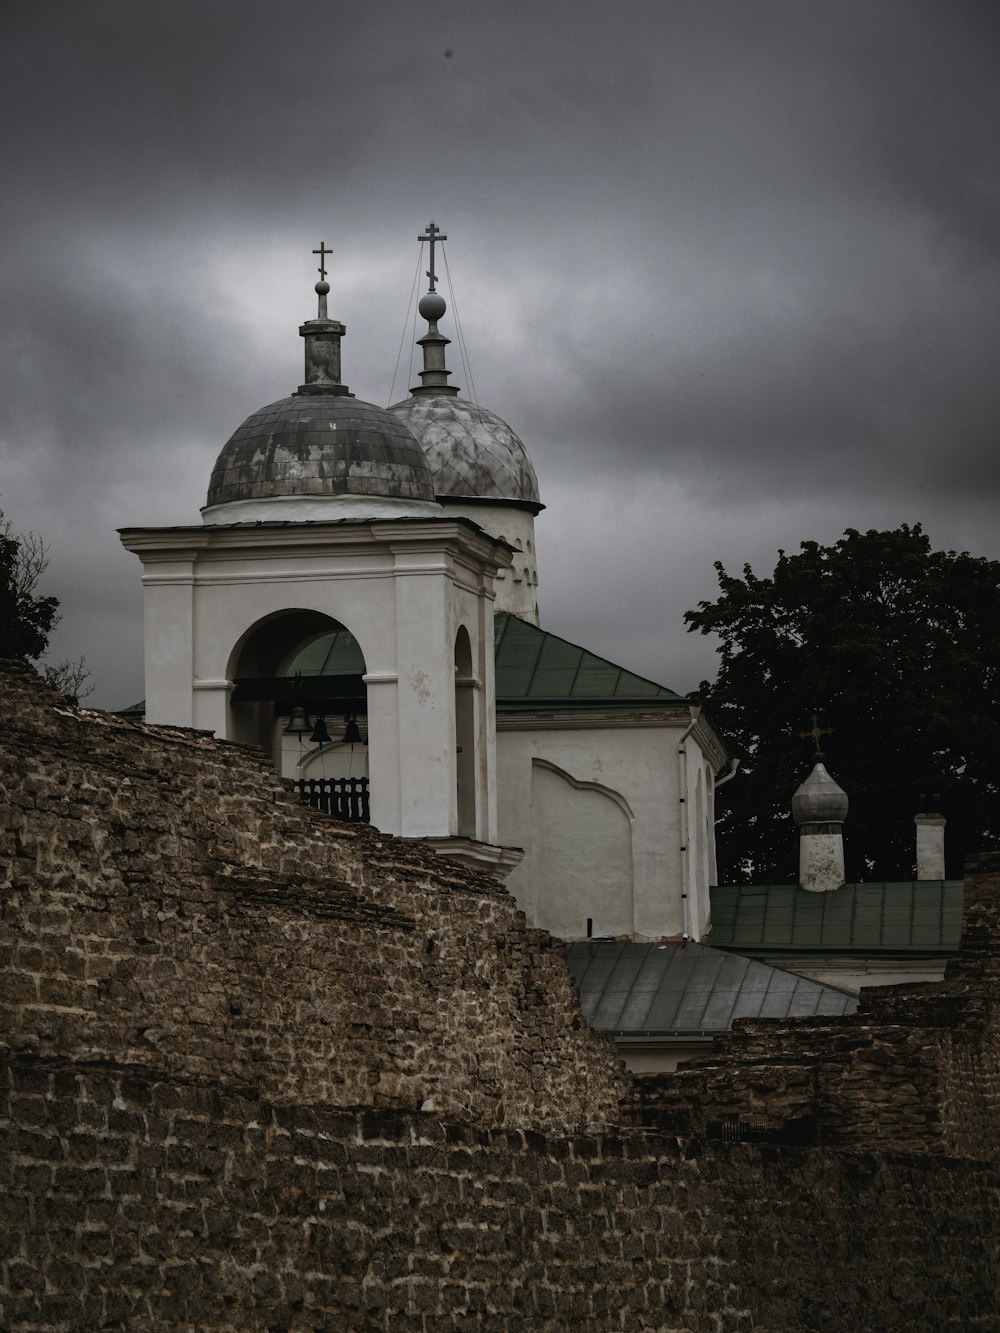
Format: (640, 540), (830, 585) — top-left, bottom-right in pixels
(798, 827), (846, 893)
(496, 708), (725, 941)
(117, 254), (737, 945)
(438, 503), (540, 624)
(120, 518), (508, 843)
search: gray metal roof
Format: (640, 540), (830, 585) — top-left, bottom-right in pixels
(709, 881), (964, 955)
(206, 395), (434, 507)
(566, 940), (857, 1037)
(389, 393), (541, 508)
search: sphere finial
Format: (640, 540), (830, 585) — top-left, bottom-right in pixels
(419, 290), (447, 323)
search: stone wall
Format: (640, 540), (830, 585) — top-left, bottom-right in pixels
(0, 661), (629, 1131)
(4, 1055), (998, 1333)
(633, 855), (1000, 1159)
(3, 661), (1000, 1331)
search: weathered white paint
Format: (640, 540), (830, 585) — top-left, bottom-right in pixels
(120, 518), (507, 842)
(496, 709), (722, 941)
(281, 732), (369, 780)
(769, 957), (948, 992)
(437, 502), (539, 623)
(915, 813), (947, 880)
(798, 826), (846, 893)
(530, 760), (635, 938)
(615, 1042), (715, 1074)
(201, 493), (444, 524)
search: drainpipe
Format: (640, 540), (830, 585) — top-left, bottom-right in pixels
(714, 756), (740, 788)
(677, 706), (701, 943)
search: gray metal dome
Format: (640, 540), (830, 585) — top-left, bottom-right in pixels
(389, 393), (541, 510)
(792, 758), (849, 825)
(206, 395), (435, 508)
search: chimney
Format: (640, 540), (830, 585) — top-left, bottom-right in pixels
(915, 795), (946, 881)
(791, 754), (849, 893)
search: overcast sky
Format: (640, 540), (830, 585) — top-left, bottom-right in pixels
(3, 0), (999, 709)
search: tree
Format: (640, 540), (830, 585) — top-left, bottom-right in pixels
(0, 511), (92, 702)
(685, 525), (1000, 883)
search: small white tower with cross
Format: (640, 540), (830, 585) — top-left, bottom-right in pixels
(792, 718), (849, 892)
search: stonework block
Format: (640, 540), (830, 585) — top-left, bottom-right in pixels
(3, 660), (1000, 1329)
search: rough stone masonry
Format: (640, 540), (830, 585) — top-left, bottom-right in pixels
(2, 660), (999, 1331)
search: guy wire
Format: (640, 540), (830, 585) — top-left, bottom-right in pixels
(387, 248), (423, 406)
(442, 246), (481, 415)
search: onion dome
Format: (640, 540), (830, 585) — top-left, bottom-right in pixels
(792, 755), (849, 825)
(389, 393), (542, 511)
(387, 223), (542, 513)
(205, 397), (434, 511)
(203, 249), (437, 523)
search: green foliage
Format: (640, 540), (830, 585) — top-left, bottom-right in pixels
(686, 525), (1000, 882)
(0, 515), (59, 662)
(0, 511), (92, 702)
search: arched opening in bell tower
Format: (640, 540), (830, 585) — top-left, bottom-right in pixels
(227, 609), (370, 817)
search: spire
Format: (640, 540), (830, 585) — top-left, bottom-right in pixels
(410, 221), (460, 397)
(295, 241), (353, 398)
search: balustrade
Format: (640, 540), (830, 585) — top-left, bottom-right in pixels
(294, 777), (370, 823)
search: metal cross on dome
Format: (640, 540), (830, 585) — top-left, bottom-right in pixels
(799, 713), (833, 753)
(312, 241), (332, 282)
(418, 221), (447, 292)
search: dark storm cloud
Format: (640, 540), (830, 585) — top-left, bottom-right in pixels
(2, 0), (999, 706)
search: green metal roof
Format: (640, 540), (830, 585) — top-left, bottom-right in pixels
(117, 616), (687, 718)
(494, 613), (684, 708)
(285, 630), (366, 676)
(709, 881), (964, 955)
(567, 940), (857, 1037)
(113, 700), (146, 720)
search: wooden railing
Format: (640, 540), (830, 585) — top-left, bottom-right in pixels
(294, 777), (370, 823)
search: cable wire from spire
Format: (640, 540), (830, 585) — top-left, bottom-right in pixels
(441, 245), (482, 417)
(387, 247), (424, 406)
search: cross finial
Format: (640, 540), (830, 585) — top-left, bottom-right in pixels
(799, 713), (833, 753)
(418, 221), (447, 292)
(312, 242), (331, 282)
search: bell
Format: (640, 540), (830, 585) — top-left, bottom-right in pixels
(343, 714), (363, 745)
(283, 703), (311, 737)
(309, 715), (332, 746)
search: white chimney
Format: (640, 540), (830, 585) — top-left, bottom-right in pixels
(915, 807), (946, 881)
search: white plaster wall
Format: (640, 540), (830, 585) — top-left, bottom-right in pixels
(124, 522), (503, 842)
(617, 1042), (714, 1074)
(683, 746), (716, 940)
(440, 503), (539, 623)
(763, 957), (948, 992)
(530, 762), (634, 938)
(497, 720), (713, 941)
(799, 828), (846, 892)
(279, 731), (369, 781)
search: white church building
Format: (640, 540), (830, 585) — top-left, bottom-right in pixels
(120, 228), (733, 946)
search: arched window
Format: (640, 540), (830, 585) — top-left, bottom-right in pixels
(454, 625), (476, 838)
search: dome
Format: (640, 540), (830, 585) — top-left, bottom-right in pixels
(389, 393), (542, 511)
(792, 758), (849, 825)
(205, 395), (436, 512)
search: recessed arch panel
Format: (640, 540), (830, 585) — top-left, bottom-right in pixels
(530, 758), (634, 938)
